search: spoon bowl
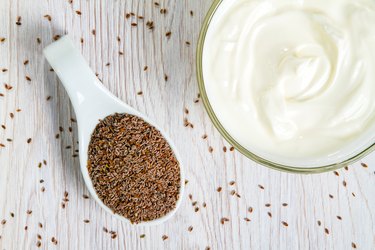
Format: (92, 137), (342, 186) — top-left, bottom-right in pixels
(44, 35), (184, 225)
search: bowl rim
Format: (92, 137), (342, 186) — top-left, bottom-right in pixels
(196, 0), (375, 174)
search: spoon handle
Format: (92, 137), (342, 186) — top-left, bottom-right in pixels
(43, 35), (121, 122)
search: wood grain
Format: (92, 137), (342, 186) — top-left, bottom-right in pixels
(1, 0), (374, 249)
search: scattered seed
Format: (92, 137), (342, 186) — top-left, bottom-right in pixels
(39, 222), (43, 228)
(137, 91), (143, 95)
(217, 187), (222, 192)
(244, 218), (251, 222)
(0, 37), (5, 42)
(324, 228), (329, 234)
(230, 190), (236, 196)
(344, 166), (349, 171)
(258, 184), (264, 190)
(84, 219), (90, 223)
(203, 202), (206, 208)
(190, 10), (194, 16)
(248, 207), (253, 213)
(220, 217), (229, 224)
(36, 241), (41, 247)
(44, 15), (52, 21)
(208, 146), (213, 153)
(329, 194), (334, 199)
(333, 171), (339, 176)
(282, 203), (288, 207)
(92, 29), (96, 35)
(202, 134), (208, 139)
(164, 74), (168, 81)
(10, 212), (14, 218)
(229, 146), (235, 151)
(83, 194), (89, 199)
(267, 212), (272, 218)
(23, 60), (29, 65)
(140, 234), (146, 238)
(194, 207), (199, 212)
(229, 181), (235, 186)
(188, 226), (193, 232)
(16, 16), (22, 25)
(165, 31), (172, 38)
(336, 215), (342, 220)
(162, 235), (168, 241)
(343, 180), (347, 187)
(281, 221), (288, 227)
(361, 162), (368, 168)
(352, 242), (357, 248)
(1, 219), (6, 225)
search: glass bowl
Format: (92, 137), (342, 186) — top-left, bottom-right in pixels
(196, 0), (375, 174)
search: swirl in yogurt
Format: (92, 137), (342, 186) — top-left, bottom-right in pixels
(203, 0), (375, 166)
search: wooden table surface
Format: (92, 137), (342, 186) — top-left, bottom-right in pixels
(1, 0), (375, 249)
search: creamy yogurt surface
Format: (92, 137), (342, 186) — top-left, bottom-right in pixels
(203, 0), (375, 166)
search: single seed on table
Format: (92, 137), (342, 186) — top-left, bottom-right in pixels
(192, 201), (197, 206)
(344, 166), (349, 171)
(1, 68), (7, 72)
(140, 234), (146, 238)
(1, 219), (6, 225)
(26, 210), (32, 215)
(325, 228), (329, 234)
(111, 234), (117, 239)
(137, 91), (143, 95)
(265, 203), (271, 207)
(53, 35), (61, 41)
(343, 180), (347, 187)
(23, 60), (29, 65)
(27, 138), (32, 143)
(258, 184), (264, 190)
(38, 163), (42, 168)
(189, 194), (193, 200)
(336, 215), (342, 220)
(165, 31), (172, 38)
(43, 15), (52, 21)
(25, 226), (28, 230)
(55, 134), (60, 139)
(37, 38), (41, 44)
(217, 187), (222, 192)
(185, 41), (191, 46)
(0, 37), (5, 42)
(229, 181), (235, 186)
(352, 192), (356, 197)
(203, 202), (206, 208)
(208, 146), (213, 153)
(10, 212), (14, 217)
(80, 38), (84, 43)
(329, 194), (334, 199)
(84, 219), (90, 223)
(244, 218), (251, 222)
(193, 99), (199, 103)
(333, 171), (339, 176)
(10, 113), (14, 118)
(220, 217), (230, 224)
(267, 212), (272, 218)
(202, 134), (208, 139)
(92, 29), (96, 35)
(194, 207), (199, 212)
(162, 235), (168, 241)
(190, 10), (194, 16)
(282, 203), (288, 207)
(188, 226), (193, 232)
(282, 221), (288, 227)
(352, 242), (357, 248)
(131, 23), (137, 26)
(39, 222), (43, 228)
(229, 146), (235, 151)
(361, 162), (368, 168)
(143, 66), (148, 71)
(230, 190), (236, 196)
(185, 179), (189, 185)
(36, 241), (41, 247)
(16, 16), (22, 25)
(164, 74), (168, 81)
(83, 194), (89, 199)
(75, 10), (82, 15)
(248, 207), (253, 213)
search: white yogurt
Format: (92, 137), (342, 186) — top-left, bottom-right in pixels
(203, 0), (375, 167)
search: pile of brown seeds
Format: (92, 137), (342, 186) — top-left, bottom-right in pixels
(87, 113), (181, 224)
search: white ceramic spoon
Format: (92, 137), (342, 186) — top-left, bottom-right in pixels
(43, 35), (185, 226)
